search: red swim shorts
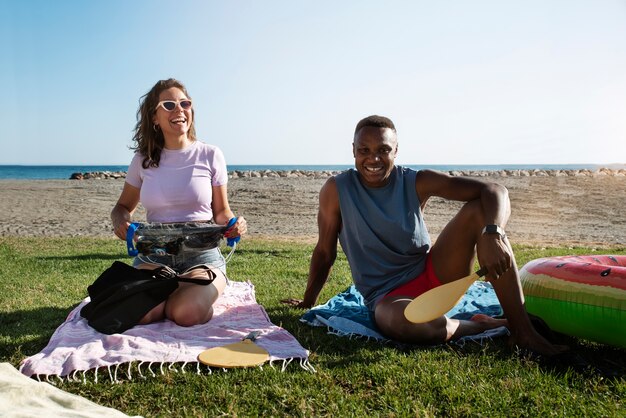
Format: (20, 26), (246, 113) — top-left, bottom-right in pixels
(383, 253), (441, 300)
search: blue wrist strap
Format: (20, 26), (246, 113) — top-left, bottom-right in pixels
(226, 217), (240, 247)
(126, 222), (140, 256)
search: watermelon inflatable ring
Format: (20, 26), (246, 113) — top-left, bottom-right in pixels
(519, 255), (626, 348)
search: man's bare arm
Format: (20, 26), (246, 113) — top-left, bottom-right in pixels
(415, 169), (512, 278)
(294, 178), (342, 308)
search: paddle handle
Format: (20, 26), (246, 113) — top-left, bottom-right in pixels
(475, 267), (487, 278)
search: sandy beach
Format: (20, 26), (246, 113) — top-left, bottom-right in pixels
(0, 171), (625, 248)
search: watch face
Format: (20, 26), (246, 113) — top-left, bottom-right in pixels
(484, 225), (504, 236)
(486, 225), (498, 234)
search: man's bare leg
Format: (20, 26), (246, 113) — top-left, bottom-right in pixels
(431, 199), (567, 356)
(376, 199), (567, 355)
(375, 297), (508, 344)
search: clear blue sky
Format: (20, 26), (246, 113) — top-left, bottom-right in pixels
(1, 0), (625, 166)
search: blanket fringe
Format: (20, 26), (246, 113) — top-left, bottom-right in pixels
(452, 326), (510, 348)
(137, 361), (144, 379)
(300, 358), (317, 373)
(280, 358), (293, 372)
(113, 364), (120, 383)
(147, 362), (156, 377)
(21, 357), (313, 384)
(326, 321), (508, 350)
(326, 326), (388, 343)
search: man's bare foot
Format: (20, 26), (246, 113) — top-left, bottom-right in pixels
(470, 314), (569, 357)
(470, 314), (508, 329)
(509, 331), (569, 357)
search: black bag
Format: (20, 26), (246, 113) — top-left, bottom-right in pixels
(80, 261), (214, 334)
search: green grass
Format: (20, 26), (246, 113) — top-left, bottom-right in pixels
(1, 237), (625, 417)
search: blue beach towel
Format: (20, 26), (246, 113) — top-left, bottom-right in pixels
(301, 281), (508, 344)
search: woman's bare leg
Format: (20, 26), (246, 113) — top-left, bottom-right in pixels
(165, 267), (227, 327)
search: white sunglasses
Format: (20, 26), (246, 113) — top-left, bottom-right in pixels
(155, 99), (193, 112)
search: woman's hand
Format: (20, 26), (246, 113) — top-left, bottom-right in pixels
(111, 183), (140, 241)
(111, 206), (131, 240)
(112, 220), (130, 241)
(225, 216), (247, 238)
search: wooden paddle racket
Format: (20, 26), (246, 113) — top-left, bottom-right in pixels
(197, 331), (269, 368)
(404, 267), (487, 323)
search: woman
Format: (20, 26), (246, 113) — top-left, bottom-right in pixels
(111, 78), (247, 327)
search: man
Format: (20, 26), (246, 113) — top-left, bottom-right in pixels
(289, 115), (566, 356)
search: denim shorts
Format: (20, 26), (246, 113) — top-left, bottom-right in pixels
(133, 247), (227, 275)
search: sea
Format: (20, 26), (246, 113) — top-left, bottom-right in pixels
(0, 163), (622, 180)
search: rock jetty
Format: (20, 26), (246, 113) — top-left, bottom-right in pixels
(70, 168), (626, 180)
(69, 171), (127, 180)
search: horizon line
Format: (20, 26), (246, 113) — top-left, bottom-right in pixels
(1, 162), (625, 167)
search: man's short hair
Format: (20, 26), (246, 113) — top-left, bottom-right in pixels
(354, 115), (396, 136)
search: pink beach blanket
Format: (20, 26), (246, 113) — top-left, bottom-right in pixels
(19, 281), (310, 378)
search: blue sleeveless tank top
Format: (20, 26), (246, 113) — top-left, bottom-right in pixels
(335, 166), (431, 310)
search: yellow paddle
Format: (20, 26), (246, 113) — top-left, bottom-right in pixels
(197, 331), (269, 368)
(404, 267), (487, 323)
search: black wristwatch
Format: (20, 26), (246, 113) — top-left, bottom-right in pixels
(482, 224), (506, 238)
